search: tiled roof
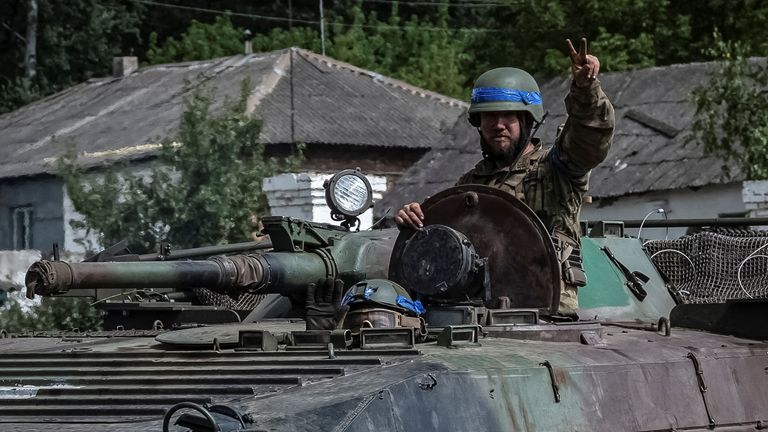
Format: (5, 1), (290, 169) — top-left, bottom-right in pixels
(0, 48), (465, 179)
(376, 61), (746, 217)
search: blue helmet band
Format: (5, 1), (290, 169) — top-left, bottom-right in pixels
(471, 87), (542, 105)
(396, 295), (426, 315)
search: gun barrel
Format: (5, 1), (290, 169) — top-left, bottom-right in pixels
(25, 228), (397, 300)
(25, 252), (330, 300)
(26, 260), (234, 299)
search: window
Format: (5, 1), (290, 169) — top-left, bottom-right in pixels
(12, 206), (33, 250)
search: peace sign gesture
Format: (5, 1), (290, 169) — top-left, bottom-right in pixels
(567, 38), (600, 87)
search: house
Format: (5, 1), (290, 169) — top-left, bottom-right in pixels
(377, 61), (768, 239)
(0, 48), (466, 257)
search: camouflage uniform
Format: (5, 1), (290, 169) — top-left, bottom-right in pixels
(457, 81), (615, 313)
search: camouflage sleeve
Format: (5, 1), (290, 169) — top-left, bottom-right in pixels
(551, 80), (615, 177)
(455, 159), (488, 186)
(455, 170), (473, 186)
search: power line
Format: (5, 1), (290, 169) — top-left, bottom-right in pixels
(135, 0), (317, 25)
(362, 0), (511, 8)
(134, 0), (500, 33)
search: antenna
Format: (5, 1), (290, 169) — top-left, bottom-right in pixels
(529, 111), (549, 141)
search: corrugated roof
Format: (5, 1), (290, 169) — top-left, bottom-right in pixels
(0, 48), (466, 179)
(377, 61), (746, 216)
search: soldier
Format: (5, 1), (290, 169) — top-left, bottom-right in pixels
(395, 38), (615, 315)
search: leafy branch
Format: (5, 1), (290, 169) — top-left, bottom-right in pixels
(59, 79), (302, 254)
(691, 31), (768, 180)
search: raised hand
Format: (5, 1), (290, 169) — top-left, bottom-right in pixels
(566, 38), (600, 87)
(305, 277), (347, 330)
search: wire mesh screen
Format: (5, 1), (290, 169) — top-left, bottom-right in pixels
(644, 231), (768, 303)
(192, 287), (266, 310)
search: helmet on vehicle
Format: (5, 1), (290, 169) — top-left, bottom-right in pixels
(467, 67), (544, 127)
(340, 279), (425, 333)
(341, 279), (424, 316)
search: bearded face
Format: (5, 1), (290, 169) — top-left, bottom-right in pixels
(479, 111), (530, 162)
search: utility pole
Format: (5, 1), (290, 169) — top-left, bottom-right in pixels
(24, 0), (37, 78)
(288, 0), (293, 30)
(319, 0), (326, 56)
(290, 48), (295, 144)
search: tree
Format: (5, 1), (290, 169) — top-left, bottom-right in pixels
(0, 296), (102, 333)
(328, 3), (471, 98)
(467, 0), (693, 77)
(60, 81), (302, 254)
(142, 2), (471, 99)
(6, 0), (768, 115)
(251, 26), (323, 54)
(0, 0), (143, 113)
(673, 0), (768, 61)
(691, 32), (768, 180)
(388, 6), (471, 98)
(146, 15), (244, 65)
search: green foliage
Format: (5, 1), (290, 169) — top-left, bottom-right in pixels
(484, 0), (692, 77)
(0, 76), (45, 113)
(251, 27), (323, 53)
(143, 3), (470, 98)
(393, 10), (471, 98)
(691, 32), (768, 180)
(324, 3), (470, 98)
(676, 0), (768, 60)
(329, 5), (381, 70)
(146, 12), (324, 65)
(146, 15), (243, 64)
(60, 81), (302, 253)
(0, 296), (101, 333)
(588, 28), (656, 72)
(0, 0), (143, 114)
(4, 0), (768, 122)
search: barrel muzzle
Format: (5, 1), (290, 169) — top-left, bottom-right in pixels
(26, 260), (74, 299)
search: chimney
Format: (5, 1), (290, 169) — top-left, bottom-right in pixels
(112, 56), (138, 77)
(243, 29), (253, 55)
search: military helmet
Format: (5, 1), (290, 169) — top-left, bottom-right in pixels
(468, 67), (544, 126)
(341, 279), (425, 316)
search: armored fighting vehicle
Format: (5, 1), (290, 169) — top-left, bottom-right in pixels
(2, 169), (767, 431)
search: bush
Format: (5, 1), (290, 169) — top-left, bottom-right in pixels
(0, 296), (101, 334)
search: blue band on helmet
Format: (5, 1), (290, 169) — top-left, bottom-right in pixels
(341, 286), (376, 306)
(341, 290), (355, 305)
(471, 87), (542, 105)
(396, 295), (426, 315)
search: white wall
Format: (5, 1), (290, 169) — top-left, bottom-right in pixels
(582, 183), (746, 239)
(263, 172), (387, 229)
(0, 250), (42, 311)
(743, 180), (768, 218)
